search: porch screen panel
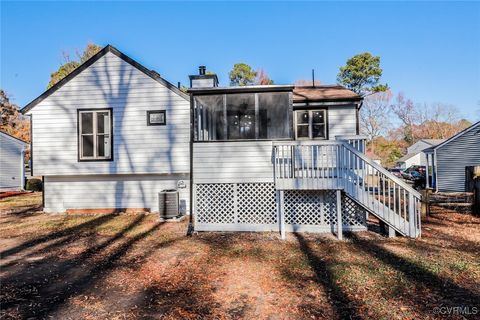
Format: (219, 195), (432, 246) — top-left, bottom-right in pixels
(194, 95), (225, 141)
(226, 93), (255, 140)
(258, 92), (290, 139)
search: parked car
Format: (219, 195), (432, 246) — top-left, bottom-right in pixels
(409, 171), (423, 180)
(401, 170), (413, 180)
(410, 171), (426, 189)
(405, 165), (426, 175)
(401, 166), (425, 180)
(388, 168), (404, 178)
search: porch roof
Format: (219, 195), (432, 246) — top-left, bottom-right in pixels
(187, 85), (294, 95)
(293, 85), (362, 103)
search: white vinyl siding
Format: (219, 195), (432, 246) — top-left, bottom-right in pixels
(43, 174), (190, 213)
(398, 153), (423, 169)
(191, 78), (215, 88)
(193, 141), (274, 184)
(328, 105), (357, 138)
(0, 133), (26, 190)
(28, 52), (190, 176)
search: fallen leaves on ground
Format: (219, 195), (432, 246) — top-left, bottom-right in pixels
(1, 195), (479, 319)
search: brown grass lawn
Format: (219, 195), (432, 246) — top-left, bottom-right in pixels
(1, 193), (479, 319)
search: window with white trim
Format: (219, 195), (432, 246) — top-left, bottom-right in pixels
(79, 109), (112, 160)
(295, 109), (327, 139)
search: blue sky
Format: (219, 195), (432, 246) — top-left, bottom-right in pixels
(1, 1), (479, 120)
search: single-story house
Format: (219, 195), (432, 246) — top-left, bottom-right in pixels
(21, 45), (421, 238)
(396, 139), (444, 169)
(425, 121), (480, 192)
(0, 131), (28, 190)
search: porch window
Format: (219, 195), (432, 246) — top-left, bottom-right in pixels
(78, 109), (112, 161)
(295, 110), (327, 139)
(194, 92), (291, 141)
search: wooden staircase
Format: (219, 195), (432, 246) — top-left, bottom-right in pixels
(273, 140), (422, 238)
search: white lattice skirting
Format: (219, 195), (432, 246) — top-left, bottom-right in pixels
(194, 183), (367, 233)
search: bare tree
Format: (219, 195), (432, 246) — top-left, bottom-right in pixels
(360, 91), (393, 153)
(391, 92), (471, 143)
(255, 69), (274, 85)
(391, 92), (418, 143)
(418, 103), (460, 138)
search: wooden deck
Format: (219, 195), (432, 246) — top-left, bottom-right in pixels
(191, 136), (421, 239)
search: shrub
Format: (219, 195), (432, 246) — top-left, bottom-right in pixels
(26, 178), (43, 191)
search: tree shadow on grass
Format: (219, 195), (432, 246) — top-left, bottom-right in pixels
(347, 233), (480, 310)
(0, 214), (167, 319)
(293, 233), (362, 320)
(0, 213), (117, 259)
(0, 204), (43, 218)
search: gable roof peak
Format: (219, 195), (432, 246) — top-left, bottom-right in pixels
(21, 45), (188, 114)
(428, 121), (480, 151)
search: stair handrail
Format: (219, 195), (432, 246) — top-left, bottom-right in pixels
(272, 140), (421, 237)
(341, 142), (422, 199)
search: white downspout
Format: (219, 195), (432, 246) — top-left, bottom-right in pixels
(433, 149), (438, 192)
(20, 148), (26, 190)
(425, 153), (430, 189)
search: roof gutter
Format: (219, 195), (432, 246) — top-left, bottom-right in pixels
(188, 85), (294, 95)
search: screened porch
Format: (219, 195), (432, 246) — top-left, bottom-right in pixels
(192, 88), (294, 142)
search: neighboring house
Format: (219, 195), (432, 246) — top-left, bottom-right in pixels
(0, 131), (28, 190)
(425, 121), (480, 192)
(396, 139), (444, 169)
(22, 45), (422, 239)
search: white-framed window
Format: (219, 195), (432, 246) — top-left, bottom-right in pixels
(295, 109), (327, 140)
(78, 109), (112, 161)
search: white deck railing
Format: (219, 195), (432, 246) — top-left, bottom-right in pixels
(272, 140), (421, 238)
(335, 135), (367, 153)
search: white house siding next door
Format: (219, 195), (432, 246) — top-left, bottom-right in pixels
(0, 133), (26, 190)
(43, 174), (190, 213)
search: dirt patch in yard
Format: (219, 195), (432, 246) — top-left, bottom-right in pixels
(1, 195), (479, 319)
